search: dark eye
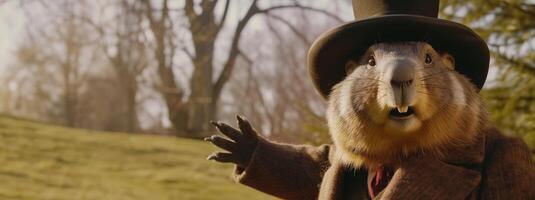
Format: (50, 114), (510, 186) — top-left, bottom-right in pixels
(425, 53), (433, 65)
(367, 56), (376, 67)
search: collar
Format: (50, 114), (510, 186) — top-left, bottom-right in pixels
(319, 130), (488, 199)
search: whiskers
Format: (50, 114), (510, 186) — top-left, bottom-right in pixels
(415, 70), (454, 115)
(418, 70), (452, 95)
(344, 76), (382, 95)
(347, 76), (387, 84)
(419, 70), (449, 81)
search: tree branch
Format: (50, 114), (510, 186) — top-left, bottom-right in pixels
(266, 13), (311, 45)
(212, 0), (259, 100)
(141, 1), (156, 27)
(492, 52), (535, 76)
(217, 0), (230, 29)
(500, 1), (535, 18)
(201, 0), (218, 16)
(212, 1), (343, 100)
(259, 4), (344, 23)
(185, 0), (197, 24)
(237, 48), (253, 65)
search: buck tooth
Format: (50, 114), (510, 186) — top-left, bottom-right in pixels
(397, 106), (408, 113)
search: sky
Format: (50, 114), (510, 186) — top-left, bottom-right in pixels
(0, 0), (500, 88)
(0, 0), (24, 74)
(0, 0), (516, 132)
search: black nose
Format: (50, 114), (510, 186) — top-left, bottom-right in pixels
(390, 60), (415, 87)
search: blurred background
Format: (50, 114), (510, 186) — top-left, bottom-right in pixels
(0, 0), (532, 199)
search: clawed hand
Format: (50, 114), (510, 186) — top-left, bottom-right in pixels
(205, 115), (259, 168)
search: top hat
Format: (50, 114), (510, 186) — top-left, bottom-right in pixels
(307, 0), (490, 98)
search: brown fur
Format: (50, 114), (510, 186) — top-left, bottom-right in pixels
(327, 42), (489, 168)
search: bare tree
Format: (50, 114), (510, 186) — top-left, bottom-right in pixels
(98, 0), (149, 132)
(68, 0), (151, 132)
(6, 0), (345, 139)
(10, 0), (143, 131)
(142, 0), (342, 138)
(13, 0), (97, 126)
(219, 7), (334, 144)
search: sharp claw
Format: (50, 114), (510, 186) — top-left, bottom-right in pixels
(207, 155), (215, 160)
(203, 137), (212, 142)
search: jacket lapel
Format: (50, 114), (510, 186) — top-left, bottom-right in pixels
(320, 131), (487, 200)
(319, 160), (369, 200)
(320, 130), (488, 200)
(320, 158), (482, 200)
(376, 157), (481, 200)
(376, 132), (487, 200)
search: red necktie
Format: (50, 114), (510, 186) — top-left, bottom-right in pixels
(368, 166), (394, 199)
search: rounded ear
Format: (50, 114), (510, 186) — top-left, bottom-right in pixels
(442, 53), (455, 70)
(345, 60), (358, 75)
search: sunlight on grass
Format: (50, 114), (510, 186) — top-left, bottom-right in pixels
(0, 115), (274, 200)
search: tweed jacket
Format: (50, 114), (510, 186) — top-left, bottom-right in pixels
(233, 128), (535, 200)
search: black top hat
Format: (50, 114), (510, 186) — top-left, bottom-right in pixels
(307, 0), (490, 98)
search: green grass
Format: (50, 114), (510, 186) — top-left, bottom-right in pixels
(0, 115), (275, 200)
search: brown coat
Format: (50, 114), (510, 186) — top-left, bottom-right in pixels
(233, 128), (535, 200)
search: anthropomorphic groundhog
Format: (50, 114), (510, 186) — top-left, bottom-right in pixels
(205, 0), (535, 199)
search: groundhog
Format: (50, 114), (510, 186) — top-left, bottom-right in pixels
(327, 42), (486, 169)
(205, 42), (535, 199)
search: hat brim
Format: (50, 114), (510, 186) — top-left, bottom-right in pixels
(307, 14), (490, 99)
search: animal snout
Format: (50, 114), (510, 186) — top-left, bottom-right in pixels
(390, 59), (415, 88)
(391, 79), (413, 88)
(385, 59), (417, 110)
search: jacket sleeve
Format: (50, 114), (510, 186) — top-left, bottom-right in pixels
(480, 132), (535, 200)
(234, 137), (332, 200)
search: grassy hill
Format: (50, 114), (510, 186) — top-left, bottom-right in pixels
(0, 115), (274, 200)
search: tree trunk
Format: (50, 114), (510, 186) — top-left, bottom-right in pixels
(125, 84), (139, 132)
(64, 76), (76, 127)
(183, 42), (215, 136)
(145, 0), (280, 138)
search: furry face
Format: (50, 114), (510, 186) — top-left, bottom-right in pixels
(327, 42), (488, 167)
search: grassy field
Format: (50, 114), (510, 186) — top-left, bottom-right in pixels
(0, 115), (275, 200)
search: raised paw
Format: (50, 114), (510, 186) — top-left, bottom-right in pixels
(205, 115), (259, 168)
